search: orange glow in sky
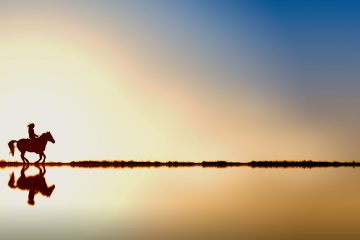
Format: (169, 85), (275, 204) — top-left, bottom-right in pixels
(0, 3), (356, 162)
(0, 10), (240, 161)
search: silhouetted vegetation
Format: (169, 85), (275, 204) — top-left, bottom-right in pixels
(1, 160), (360, 168)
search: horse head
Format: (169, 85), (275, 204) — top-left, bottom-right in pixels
(45, 132), (55, 144)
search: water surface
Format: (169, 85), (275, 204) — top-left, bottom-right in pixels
(1, 166), (359, 240)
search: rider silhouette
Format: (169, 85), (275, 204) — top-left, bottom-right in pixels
(28, 123), (38, 140)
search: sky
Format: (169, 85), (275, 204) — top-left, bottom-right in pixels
(0, 0), (360, 161)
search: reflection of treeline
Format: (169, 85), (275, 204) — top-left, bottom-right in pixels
(1, 160), (360, 168)
(247, 160), (360, 168)
(69, 160), (243, 168)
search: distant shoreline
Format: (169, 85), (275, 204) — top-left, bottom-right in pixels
(0, 160), (360, 168)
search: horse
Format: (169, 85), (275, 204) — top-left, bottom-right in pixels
(8, 165), (55, 205)
(8, 132), (55, 164)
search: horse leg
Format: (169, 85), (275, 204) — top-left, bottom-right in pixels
(34, 152), (42, 164)
(41, 165), (46, 174)
(41, 153), (46, 163)
(39, 164), (46, 175)
(21, 165), (29, 174)
(20, 151), (29, 164)
(20, 151), (25, 163)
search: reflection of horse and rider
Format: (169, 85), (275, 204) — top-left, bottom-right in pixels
(8, 123), (55, 163)
(8, 165), (55, 206)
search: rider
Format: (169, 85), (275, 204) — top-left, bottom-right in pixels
(28, 123), (38, 140)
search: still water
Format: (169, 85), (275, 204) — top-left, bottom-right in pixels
(0, 166), (359, 240)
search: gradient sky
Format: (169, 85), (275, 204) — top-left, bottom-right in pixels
(1, 0), (360, 161)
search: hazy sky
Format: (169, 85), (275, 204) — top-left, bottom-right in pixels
(0, 0), (360, 161)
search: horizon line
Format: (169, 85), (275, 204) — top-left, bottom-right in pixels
(1, 160), (360, 169)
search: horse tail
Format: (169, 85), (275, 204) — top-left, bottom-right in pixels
(8, 140), (17, 156)
(8, 172), (16, 188)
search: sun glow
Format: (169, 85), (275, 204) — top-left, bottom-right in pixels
(0, 12), (129, 161)
(0, 10), (231, 162)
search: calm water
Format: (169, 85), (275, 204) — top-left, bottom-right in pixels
(1, 166), (360, 240)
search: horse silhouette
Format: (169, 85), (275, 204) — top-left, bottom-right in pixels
(8, 132), (55, 164)
(8, 165), (55, 206)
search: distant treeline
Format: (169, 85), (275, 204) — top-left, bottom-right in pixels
(0, 160), (360, 168)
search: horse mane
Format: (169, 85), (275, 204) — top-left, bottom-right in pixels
(40, 132), (50, 137)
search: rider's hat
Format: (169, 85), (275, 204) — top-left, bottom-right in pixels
(28, 123), (35, 128)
